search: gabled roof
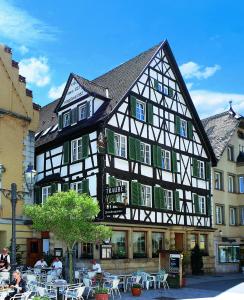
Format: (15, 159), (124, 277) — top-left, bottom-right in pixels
(202, 109), (243, 160)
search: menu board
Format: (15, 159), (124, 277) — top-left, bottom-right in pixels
(169, 254), (180, 272)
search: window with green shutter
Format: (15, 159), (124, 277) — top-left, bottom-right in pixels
(129, 137), (136, 160)
(193, 194), (200, 214)
(58, 114), (63, 130)
(62, 183), (69, 192)
(147, 103), (153, 125)
(174, 190), (180, 211)
(109, 176), (116, 187)
(153, 145), (162, 168)
(168, 87), (174, 98)
(154, 186), (160, 209)
(82, 134), (89, 159)
(135, 139), (141, 162)
(34, 186), (42, 204)
(130, 95), (137, 118)
(188, 121), (193, 140)
(175, 116), (181, 135)
(107, 129), (115, 155)
(82, 179), (89, 194)
(51, 183), (58, 195)
(63, 141), (70, 164)
(131, 181), (140, 205)
(192, 158), (198, 177)
(205, 162), (211, 180)
(171, 151), (177, 173)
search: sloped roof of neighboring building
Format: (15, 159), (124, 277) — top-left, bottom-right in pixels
(38, 98), (59, 132)
(202, 109), (242, 160)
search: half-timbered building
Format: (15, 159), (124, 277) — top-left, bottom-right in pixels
(35, 40), (216, 273)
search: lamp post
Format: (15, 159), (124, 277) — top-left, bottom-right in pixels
(0, 163), (37, 274)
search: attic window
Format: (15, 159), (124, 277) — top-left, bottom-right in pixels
(63, 111), (70, 128)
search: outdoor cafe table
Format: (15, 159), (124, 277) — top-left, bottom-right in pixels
(0, 287), (14, 300)
(46, 281), (67, 300)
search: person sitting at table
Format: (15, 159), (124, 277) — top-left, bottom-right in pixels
(5, 270), (26, 300)
(49, 257), (62, 277)
(34, 257), (48, 268)
(0, 248), (11, 272)
(91, 259), (102, 273)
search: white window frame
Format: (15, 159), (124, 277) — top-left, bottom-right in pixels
(239, 176), (244, 193)
(136, 100), (146, 121)
(42, 186), (51, 204)
(140, 142), (151, 165)
(197, 161), (205, 179)
(227, 145), (234, 161)
(199, 195), (206, 214)
(79, 103), (87, 121)
(63, 111), (70, 128)
(114, 133), (127, 158)
(71, 137), (82, 162)
(216, 205), (224, 225)
(228, 175), (235, 193)
(115, 179), (129, 204)
(230, 207), (237, 225)
(215, 172), (222, 190)
(165, 190), (173, 211)
(70, 181), (83, 193)
(180, 119), (187, 138)
(141, 185), (152, 207)
(162, 149), (171, 171)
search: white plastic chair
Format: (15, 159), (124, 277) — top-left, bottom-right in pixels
(157, 273), (169, 289)
(10, 291), (32, 300)
(125, 275), (141, 292)
(37, 286), (57, 299)
(82, 278), (97, 299)
(141, 272), (156, 290)
(64, 285), (85, 300)
(104, 279), (121, 299)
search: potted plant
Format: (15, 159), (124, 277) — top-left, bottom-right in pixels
(131, 283), (142, 296)
(95, 287), (109, 300)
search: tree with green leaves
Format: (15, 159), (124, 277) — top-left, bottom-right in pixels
(24, 190), (111, 282)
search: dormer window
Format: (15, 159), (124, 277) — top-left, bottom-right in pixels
(63, 111), (70, 128)
(79, 104), (87, 121)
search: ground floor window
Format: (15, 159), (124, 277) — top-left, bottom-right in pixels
(152, 232), (164, 257)
(133, 232), (146, 258)
(81, 243), (93, 259)
(111, 231), (127, 259)
(199, 234), (208, 253)
(218, 245), (240, 263)
(190, 234), (197, 249)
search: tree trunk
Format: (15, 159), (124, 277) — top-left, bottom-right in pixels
(68, 248), (74, 283)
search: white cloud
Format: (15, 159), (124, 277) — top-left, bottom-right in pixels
(48, 82), (66, 100)
(189, 89), (244, 118)
(18, 45), (29, 55)
(0, 0), (57, 45)
(180, 61), (221, 80)
(19, 57), (50, 87)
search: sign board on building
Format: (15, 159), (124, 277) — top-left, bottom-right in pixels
(104, 207), (126, 216)
(169, 253), (180, 273)
(106, 185), (126, 195)
(62, 78), (86, 106)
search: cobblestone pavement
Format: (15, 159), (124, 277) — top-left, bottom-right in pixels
(116, 273), (244, 300)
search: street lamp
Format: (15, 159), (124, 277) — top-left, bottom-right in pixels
(0, 163), (37, 273)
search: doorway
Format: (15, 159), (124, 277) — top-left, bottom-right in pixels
(27, 238), (42, 266)
(175, 233), (184, 251)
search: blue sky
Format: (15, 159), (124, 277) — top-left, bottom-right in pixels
(0, 0), (244, 118)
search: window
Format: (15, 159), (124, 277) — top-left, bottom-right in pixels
(141, 185), (152, 207)
(190, 234), (197, 249)
(63, 111), (70, 128)
(140, 142), (151, 165)
(197, 161), (205, 179)
(199, 234), (208, 252)
(240, 207), (244, 225)
(180, 119), (187, 138)
(115, 179), (129, 204)
(215, 171), (223, 190)
(111, 231), (127, 259)
(152, 232), (164, 258)
(227, 145), (234, 161)
(70, 181), (83, 193)
(114, 133), (126, 158)
(42, 186), (51, 204)
(136, 100), (146, 121)
(133, 232), (146, 258)
(199, 196), (206, 214)
(71, 138), (82, 162)
(230, 207), (237, 225)
(156, 82), (169, 95)
(216, 205), (224, 224)
(79, 104), (87, 121)
(81, 243), (93, 259)
(162, 150), (171, 171)
(164, 190), (173, 210)
(218, 245), (240, 263)
(228, 175), (235, 193)
(239, 176), (244, 193)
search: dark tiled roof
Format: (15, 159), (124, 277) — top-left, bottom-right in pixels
(38, 98), (59, 132)
(202, 110), (240, 160)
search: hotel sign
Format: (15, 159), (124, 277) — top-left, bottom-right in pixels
(105, 185), (126, 195)
(104, 185), (126, 216)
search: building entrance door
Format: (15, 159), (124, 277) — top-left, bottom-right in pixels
(175, 233), (184, 251)
(27, 238), (42, 267)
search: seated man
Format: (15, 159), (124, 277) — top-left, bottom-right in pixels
(91, 259), (102, 273)
(34, 257), (48, 268)
(0, 248), (10, 272)
(50, 257), (62, 277)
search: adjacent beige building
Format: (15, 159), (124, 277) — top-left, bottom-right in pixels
(203, 108), (244, 272)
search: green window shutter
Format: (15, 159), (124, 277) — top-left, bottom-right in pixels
(153, 145), (162, 168)
(171, 151), (177, 173)
(207, 196), (211, 217)
(70, 108), (78, 124)
(161, 188), (166, 209)
(137, 183), (142, 205)
(107, 129), (115, 155)
(194, 194), (200, 214)
(108, 176), (116, 187)
(34, 186), (42, 204)
(192, 158), (198, 177)
(154, 187), (160, 209)
(82, 179), (89, 194)
(154, 79), (159, 90)
(175, 116), (181, 135)
(135, 139), (141, 162)
(147, 103), (153, 125)
(131, 181), (139, 205)
(129, 137), (136, 160)
(205, 162), (211, 181)
(188, 121), (193, 140)
(62, 183), (69, 192)
(58, 114), (63, 130)
(174, 191), (180, 212)
(51, 183), (58, 195)
(168, 87), (174, 98)
(63, 141), (70, 164)
(86, 101), (90, 118)
(82, 134), (89, 159)
(130, 95), (137, 118)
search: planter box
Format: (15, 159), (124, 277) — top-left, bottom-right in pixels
(95, 294), (109, 300)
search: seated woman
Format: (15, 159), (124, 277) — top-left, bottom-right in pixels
(5, 270), (26, 300)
